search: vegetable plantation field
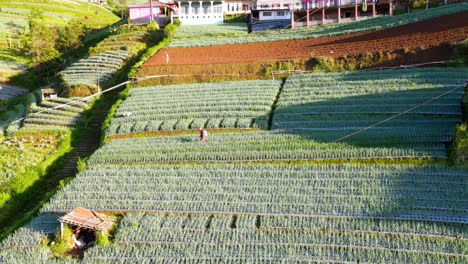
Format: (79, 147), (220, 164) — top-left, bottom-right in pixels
(80, 212), (467, 263)
(0, 0), (119, 74)
(174, 23), (248, 39)
(43, 164), (467, 223)
(0, 84), (27, 100)
(90, 31), (148, 56)
(59, 50), (131, 90)
(0, 0), (119, 30)
(168, 3), (468, 48)
(91, 131), (448, 163)
(272, 68), (467, 145)
(107, 80), (281, 135)
(2, 69), (467, 262)
(23, 97), (89, 129)
(59, 28), (150, 95)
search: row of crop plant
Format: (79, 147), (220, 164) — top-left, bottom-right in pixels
(89, 131), (449, 163)
(272, 69), (466, 145)
(106, 80), (280, 135)
(42, 163), (467, 223)
(57, 25), (155, 97)
(2, 211), (466, 263)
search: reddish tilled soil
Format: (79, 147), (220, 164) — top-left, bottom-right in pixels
(143, 12), (468, 67)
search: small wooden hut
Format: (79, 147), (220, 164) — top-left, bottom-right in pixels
(41, 88), (58, 101)
(58, 207), (114, 239)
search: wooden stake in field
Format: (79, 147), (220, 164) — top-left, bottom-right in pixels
(164, 52), (170, 64)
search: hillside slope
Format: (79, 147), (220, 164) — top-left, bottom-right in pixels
(0, 0), (120, 75)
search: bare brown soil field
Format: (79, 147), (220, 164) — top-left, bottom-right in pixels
(143, 12), (468, 67)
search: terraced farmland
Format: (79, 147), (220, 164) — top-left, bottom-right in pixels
(43, 164), (467, 223)
(90, 31), (148, 56)
(272, 68), (466, 145)
(91, 131), (448, 163)
(0, 0), (119, 31)
(107, 80), (281, 135)
(0, 0), (119, 75)
(0, 84), (27, 100)
(80, 213), (467, 263)
(59, 28), (150, 95)
(23, 97), (89, 129)
(1, 68), (466, 262)
(59, 50), (131, 90)
(144, 9), (468, 69)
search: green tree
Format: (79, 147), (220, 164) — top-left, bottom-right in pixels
(25, 23), (60, 65)
(56, 20), (85, 52)
(20, 9), (60, 65)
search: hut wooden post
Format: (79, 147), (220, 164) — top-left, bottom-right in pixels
(306, 9), (310, 26)
(389, 1), (393, 16)
(60, 222), (64, 239)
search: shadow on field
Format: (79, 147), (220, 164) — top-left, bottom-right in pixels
(259, 77), (466, 222)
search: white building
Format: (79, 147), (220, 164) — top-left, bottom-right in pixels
(224, 0), (253, 14)
(252, 0), (302, 22)
(173, 0), (225, 24)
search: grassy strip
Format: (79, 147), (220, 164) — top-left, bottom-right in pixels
(0, 129), (72, 236)
(0, 174), (74, 243)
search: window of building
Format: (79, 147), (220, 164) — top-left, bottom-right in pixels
(277, 11), (285, 16)
(263, 11), (272, 16)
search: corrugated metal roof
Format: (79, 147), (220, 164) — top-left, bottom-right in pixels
(58, 207), (114, 231)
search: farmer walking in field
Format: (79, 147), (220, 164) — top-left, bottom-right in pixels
(199, 128), (207, 143)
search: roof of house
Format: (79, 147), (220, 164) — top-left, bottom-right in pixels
(129, 0), (173, 8)
(41, 88), (57, 94)
(58, 207), (114, 231)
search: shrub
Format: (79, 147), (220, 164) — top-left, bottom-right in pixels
(50, 225), (74, 256)
(96, 230), (110, 246)
(450, 124), (468, 165)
